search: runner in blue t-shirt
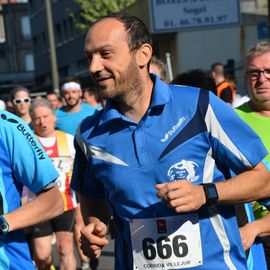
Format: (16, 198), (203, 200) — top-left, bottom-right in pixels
(0, 110), (63, 270)
(56, 80), (97, 135)
(71, 13), (270, 270)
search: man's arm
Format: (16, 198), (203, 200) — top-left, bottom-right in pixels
(3, 186), (63, 232)
(79, 195), (111, 258)
(217, 162), (270, 203)
(156, 162), (270, 212)
(240, 213), (270, 251)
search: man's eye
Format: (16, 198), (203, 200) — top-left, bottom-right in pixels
(86, 55), (92, 63)
(247, 70), (259, 76)
(265, 69), (270, 74)
(102, 52), (111, 58)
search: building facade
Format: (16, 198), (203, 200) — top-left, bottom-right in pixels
(29, 0), (88, 93)
(0, 0), (34, 99)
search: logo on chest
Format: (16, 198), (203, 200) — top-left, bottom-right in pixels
(161, 117), (186, 143)
(168, 159), (199, 182)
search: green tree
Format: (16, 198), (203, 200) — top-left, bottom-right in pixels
(73, 0), (136, 32)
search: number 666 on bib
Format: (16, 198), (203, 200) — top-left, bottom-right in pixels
(129, 214), (202, 270)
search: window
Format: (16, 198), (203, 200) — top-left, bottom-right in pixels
(21, 16), (31, 40)
(25, 53), (34, 71)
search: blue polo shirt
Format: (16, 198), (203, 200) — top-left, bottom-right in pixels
(0, 111), (59, 270)
(71, 76), (267, 270)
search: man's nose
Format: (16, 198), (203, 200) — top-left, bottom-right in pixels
(89, 55), (103, 74)
(257, 71), (269, 82)
(39, 118), (46, 125)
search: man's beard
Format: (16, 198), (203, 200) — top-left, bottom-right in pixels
(96, 59), (143, 105)
(66, 97), (81, 108)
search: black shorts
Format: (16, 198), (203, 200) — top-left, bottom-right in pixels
(32, 209), (75, 238)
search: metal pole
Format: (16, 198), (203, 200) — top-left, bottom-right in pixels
(45, 0), (59, 94)
(165, 52), (173, 82)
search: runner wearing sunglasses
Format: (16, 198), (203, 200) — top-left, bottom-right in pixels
(13, 98), (32, 105)
(10, 86), (33, 129)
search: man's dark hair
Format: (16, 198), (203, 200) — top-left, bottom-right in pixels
(94, 12), (152, 51)
(83, 87), (100, 102)
(46, 91), (58, 97)
(46, 91), (61, 101)
(171, 69), (217, 95)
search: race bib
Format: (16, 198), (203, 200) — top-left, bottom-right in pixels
(52, 157), (73, 192)
(129, 214), (202, 270)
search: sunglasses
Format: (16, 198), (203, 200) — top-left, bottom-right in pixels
(13, 98), (31, 104)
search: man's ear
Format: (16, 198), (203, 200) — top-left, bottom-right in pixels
(136, 44), (152, 68)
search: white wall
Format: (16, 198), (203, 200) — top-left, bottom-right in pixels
(174, 23), (266, 94)
(176, 27), (240, 71)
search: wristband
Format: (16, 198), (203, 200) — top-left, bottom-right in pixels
(200, 183), (219, 207)
(0, 216), (9, 235)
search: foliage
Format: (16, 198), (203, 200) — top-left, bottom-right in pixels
(72, 0), (136, 32)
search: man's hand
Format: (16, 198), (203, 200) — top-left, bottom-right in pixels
(80, 222), (109, 258)
(240, 222), (259, 251)
(156, 180), (206, 212)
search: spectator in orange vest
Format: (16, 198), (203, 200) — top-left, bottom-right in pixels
(211, 62), (235, 105)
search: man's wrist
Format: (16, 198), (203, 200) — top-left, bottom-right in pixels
(200, 183), (219, 207)
(0, 215), (10, 235)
